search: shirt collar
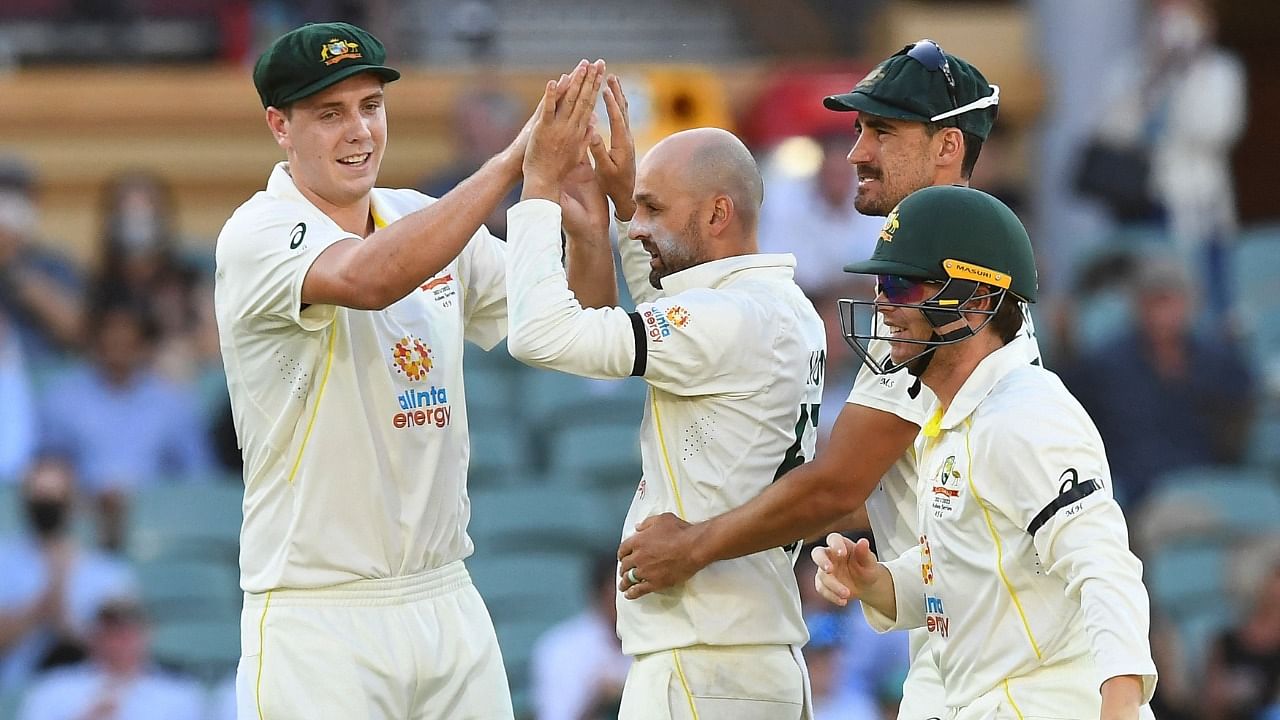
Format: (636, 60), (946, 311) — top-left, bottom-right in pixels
(265, 162), (388, 230)
(659, 253), (797, 293)
(930, 337), (1030, 433)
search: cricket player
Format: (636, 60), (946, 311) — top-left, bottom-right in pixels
(214, 23), (610, 718)
(505, 78), (824, 719)
(617, 40), (1027, 717)
(814, 185), (1157, 719)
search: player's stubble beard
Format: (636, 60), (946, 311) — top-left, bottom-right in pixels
(853, 155), (935, 217)
(649, 212), (707, 290)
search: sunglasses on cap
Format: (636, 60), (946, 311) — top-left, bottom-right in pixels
(904, 39), (1002, 123)
(876, 275), (941, 305)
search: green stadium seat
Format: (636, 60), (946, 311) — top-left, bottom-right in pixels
(149, 616), (241, 683)
(467, 486), (622, 554)
(127, 483), (243, 564)
(468, 551), (588, 624)
(546, 422), (642, 489)
(136, 558), (241, 623)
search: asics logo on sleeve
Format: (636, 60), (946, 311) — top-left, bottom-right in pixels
(289, 222), (306, 249)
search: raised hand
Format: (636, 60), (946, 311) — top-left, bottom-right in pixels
(522, 59), (605, 202)
(560, 155), (610, 244)
(589, 74), (637, 221)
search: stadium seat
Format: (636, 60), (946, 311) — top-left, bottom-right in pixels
(127, 482), (243, 564)
(1149, 466), (1280, 540)
(468, 552), (587, 630)
(492, 616), (557, 720)
(467, 421), (532, 488)
(136, 558), (241, 623)
(546, 422), (643, 490)
(0, 483), (20, 539)
(467, 486), (622, 554)
(521, 370), (646, 430)
(1233, 227), (1280, 305)
(1146, 538), (1228, 617)
(149, 616), (241, 683)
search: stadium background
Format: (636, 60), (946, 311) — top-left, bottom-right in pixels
(0, 0), (1278, 717)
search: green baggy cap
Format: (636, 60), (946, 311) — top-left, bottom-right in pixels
(823, 40), (998, 140)
(253, 22), (401, 109)
(845, 185), (1038, 302)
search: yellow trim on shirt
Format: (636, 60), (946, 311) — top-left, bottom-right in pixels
(671, 649), (701, 720)
(922, 407), (943, 438)
(964, 420), (1043, 660)
(1002, 678), (1027, 720)
(650, 389), (688, 519)
(255, 590), (274, 720)
(286, 322), (338, 484)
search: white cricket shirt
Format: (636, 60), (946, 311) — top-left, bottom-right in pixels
(215, 163), (507, 592)
(506, 200), (824, 655)
(864, 341), (1158, 711)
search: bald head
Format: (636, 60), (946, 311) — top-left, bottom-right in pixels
(641, 128), (764, 232)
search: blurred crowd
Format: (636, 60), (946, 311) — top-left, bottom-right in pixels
(0, 0), (1277, 718)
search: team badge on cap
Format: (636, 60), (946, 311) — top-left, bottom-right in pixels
(321, 38), (362, 65)
(879, 208), (900, 243)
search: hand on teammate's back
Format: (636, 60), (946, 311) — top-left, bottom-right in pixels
(522, 59), (604, 201)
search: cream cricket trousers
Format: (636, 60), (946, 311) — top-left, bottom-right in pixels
(618, 644), (811, 720)
(236, 561), (513, 720)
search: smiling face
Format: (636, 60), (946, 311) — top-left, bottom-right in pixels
(875, 279), (945, 369)
(628, 150), (711, 290)
(268, 73), (387, 215)
(847, 113), (943, 216)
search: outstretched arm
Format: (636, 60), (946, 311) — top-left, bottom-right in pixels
(617, 402), (917, 598)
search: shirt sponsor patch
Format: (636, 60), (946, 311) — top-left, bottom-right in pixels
(388, 336), (452, 430)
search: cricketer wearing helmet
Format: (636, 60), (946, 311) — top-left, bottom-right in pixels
(615, 40), (1032, 719)
(813, 186), (1158, 720)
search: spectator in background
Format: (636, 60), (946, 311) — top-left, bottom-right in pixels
(1089, 0), (1245, 309)
(1204, 564), (1280, 720)
(0, 312), (37, 483)
(1060, 257), (1255, 508)
(418, 90), (525, 238)
(530, 554), (630, 720)
(17, 596), (204, 720)
(39, 297), (214, 549)
(0, 159), (84, 363)
(0, 456), (136, 692)
(91, 171), (225, 411)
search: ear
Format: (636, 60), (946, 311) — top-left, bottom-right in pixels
(935, 127), (965, 173)
(706, 194), (735, 237)
(266, 107), (290, 151)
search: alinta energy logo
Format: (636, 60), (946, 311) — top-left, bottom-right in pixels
(389, 336), (451, 430)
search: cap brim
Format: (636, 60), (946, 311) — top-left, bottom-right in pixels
(843, 257), (938, 277)
(277, 65), (402, 107)
(823, 91), (930, 123)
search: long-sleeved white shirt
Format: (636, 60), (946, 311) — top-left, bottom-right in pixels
(863, 340), (1158, 714)
(506, 199), (825, 655)
(215, 163), (507, 592)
